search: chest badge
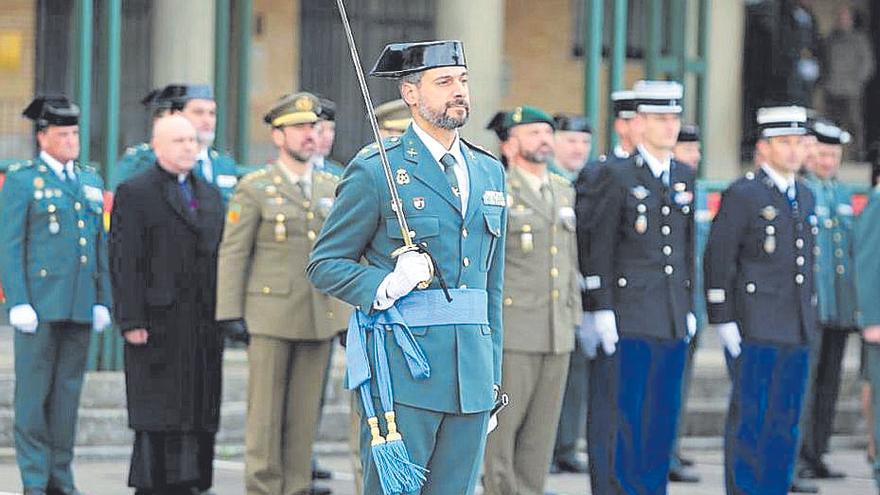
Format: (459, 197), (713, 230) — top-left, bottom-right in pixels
(761, 205), (778, 221)
(413, 197), (425, 210)
(674, 182), (687, 192)
(396, 169), (410, 185)
(631, 185), (650, 200)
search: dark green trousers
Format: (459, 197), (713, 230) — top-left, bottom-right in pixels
(14, 322), (90, 491)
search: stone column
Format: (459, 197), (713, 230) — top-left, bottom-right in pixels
(151, 0), (215, 86)
(435, 0), (505, 148)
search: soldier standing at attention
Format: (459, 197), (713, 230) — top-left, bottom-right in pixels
(584, 80), (696, 494)
(797, 120), (855, 482)
(704, 105), (817, 494)
(573, 88), (641, 495)
(482, 106), (580, 495)
(113, 84), (240, 203)
(216, 92), (344, 495)
(308, 40), (507, 495)
(0, 95), (112, 495)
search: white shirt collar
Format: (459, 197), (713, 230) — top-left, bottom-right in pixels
(636, 144), (671, 179)
(613, 145), (630, 159)
(411, 121), (464, 169)
(40, 151), (74, 181)
(761, 163), (795, 193)
(277, 161), (313, 188)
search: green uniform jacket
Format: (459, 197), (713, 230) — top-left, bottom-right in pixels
(0, 158), (111, 321)
(216, 162), (349, 340)
(807, 174), (858, 328)
(113, 143), (240, 203)
(856, 187), (880, 326)
(307, 126), (508, 414)
(502, 167), (580, 354)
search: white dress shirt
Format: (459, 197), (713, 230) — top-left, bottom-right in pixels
(40, 151), (75, 182)
(636, 144), (671, 182)
(411, 121), (470, 217)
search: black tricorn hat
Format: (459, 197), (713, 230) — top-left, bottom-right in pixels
(370, 40), (467, 78)
(155, 83), (214, 111)
(678, 124), (701, 143)
(554, 114), (592, 134)
(22, 95), (80, 127)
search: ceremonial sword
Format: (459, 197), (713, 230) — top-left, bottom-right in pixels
(335, 0), (450, 297)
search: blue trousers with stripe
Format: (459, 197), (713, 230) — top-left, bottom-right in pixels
(615, 337), (688, 495)
(587, 347), (621, 494)
(725, 342), (809, 495)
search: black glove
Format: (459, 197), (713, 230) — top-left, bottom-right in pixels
(218, 318), (250, 345)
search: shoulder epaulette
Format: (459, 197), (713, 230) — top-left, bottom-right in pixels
(239, 168), (269, 186)
(6, 160), (34, 173)
(550, 173), (570, 186)
(357, 136), (402, 159)
(315, 169), (340, 183)
(461, 137), (498, 161)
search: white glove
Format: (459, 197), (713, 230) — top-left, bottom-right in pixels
(716, 322), (742, 358)
(576, 312), (600, 359)
(92, 305), (112, 332)
(686, 312), (697, 341)
(374, 250), (433, 309)
(9, 304), (39, 334)
(593, 310), (619, 356)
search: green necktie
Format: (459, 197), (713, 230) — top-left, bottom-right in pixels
(440, 153), (460, 197)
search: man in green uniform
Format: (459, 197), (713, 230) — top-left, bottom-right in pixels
(797, 120), (856, 481)
(548, 114), (592, 183)
(308, 40), (507, 495)
(0, 96), (112, 495)
(482, 105), (580, 495)
(217, 92), (344, 495)
(113, 84), (240, 203)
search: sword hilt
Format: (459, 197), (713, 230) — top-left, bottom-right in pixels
(391, 243), (453, 301)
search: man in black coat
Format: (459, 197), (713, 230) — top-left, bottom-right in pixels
(110, 114), (226, 495)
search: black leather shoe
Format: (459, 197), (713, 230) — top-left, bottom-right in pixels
(799, 461), (846, 479)
(668, 465), (700, 483)
(789, 478), (820, 493)
(554, 458), (588, 474)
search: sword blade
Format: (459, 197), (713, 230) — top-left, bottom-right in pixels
(335, 0), (413, 246)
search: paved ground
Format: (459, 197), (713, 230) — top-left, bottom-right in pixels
(0, 447), (876, 494)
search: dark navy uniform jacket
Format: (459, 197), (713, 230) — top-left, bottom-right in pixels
(581, 153), (695, 340)
(704, 168), (818, 346)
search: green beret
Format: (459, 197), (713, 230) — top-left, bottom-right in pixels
(485, 105), (555, 140)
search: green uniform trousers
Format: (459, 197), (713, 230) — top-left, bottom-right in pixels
(14, 322), (90, 492)
(483, 351), (570, 495)
(245, 335), (332, 495)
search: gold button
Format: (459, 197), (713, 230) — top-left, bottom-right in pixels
(39, 269), (47, 277)
(48, 204), (57, 213)
(618, 277), (627, 287)
(303, 201), (311, 208)
(307, 212), (315, 220)
(663, 245), (672, 256)
(327, 311), (334, 319)
(682, 205), (691, 215)
(463, 257), (470, 267)
(275, 214), (285, 222)
(262, 286), (271, 294)
(661, 225), (671, 236)
(796, 238), (804, 249)
(833, 233), (843, 243)
(637, 204), (647, 213)
(795, 274), (804, 285)
(462, 228), (468, 238)
(661, 206), (671, 216)
(746, 283), (756, 293)
(504, 297), (513, 306)
(74, 202), (82, 210)
(824, 219), (834, 229)
(551, 289), (560, 300)
(77, 220), (85, 229)
(409, 230), (416, 238)
(835, 249), (843, 258)
(796, 256), (805, 266)
(550, 246), (558, 255)
(836, 265), (845, 275)
(79, 237), (87, 246)
(550, 267), (559, 278)
(664, 265), (674, 275)
(522, 224), (532, 233)
(307, 231), (316, 241)
(80, 255), (88, 264)
(765, 225), (776, 235)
